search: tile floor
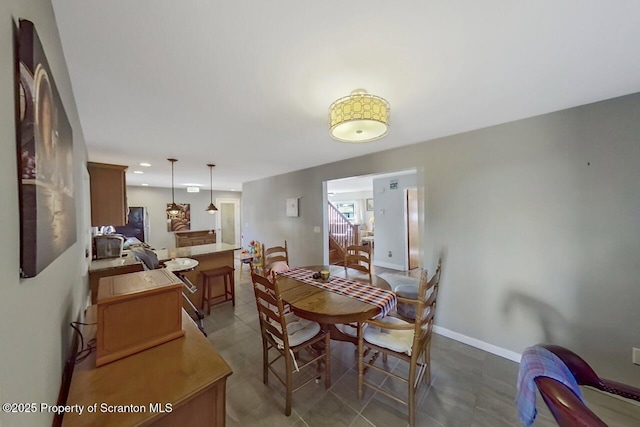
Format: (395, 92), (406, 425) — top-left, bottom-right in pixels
(204, 264), (640, 426)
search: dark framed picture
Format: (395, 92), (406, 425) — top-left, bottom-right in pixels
(17, 19), (76, 278)
(366, 198), (374, 211)
(167, 203), (190, 231)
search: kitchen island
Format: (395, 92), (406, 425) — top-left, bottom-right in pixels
(155, 243), (240, 309)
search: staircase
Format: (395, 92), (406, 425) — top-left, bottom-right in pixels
(328, 202), (359, 265)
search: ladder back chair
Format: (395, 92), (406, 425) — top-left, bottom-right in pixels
(261, 241), (289, 275)
(344, 244), (372, 282)
(357, 259), (442, 427)
(251, 272), (331, 416)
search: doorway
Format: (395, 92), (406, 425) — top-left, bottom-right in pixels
(406, 187), (419, 270)
(215, 198), (241, 246)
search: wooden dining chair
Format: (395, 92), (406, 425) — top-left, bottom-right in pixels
(357, 260), (442, 427)
(261, 241), (289, 275)
(344, 244), (372, 282)
(251, 272), (331, 416)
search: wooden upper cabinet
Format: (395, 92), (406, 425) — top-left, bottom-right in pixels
(88, 162), (128, 227)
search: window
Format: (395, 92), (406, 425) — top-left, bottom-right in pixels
(336, 202), (356, 221)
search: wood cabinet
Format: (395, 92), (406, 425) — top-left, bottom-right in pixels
(88, 257), (144, 304)
(88, 162), (127, 226)
(63, 308), (232, 427)
(174, 230), (216, 248)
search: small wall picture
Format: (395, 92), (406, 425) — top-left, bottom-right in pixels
(366, 198), (374, 211)
(286, 198), (299, 217)
(167, 203), (190, 231)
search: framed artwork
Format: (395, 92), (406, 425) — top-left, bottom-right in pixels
(17, 20), (76, 278)
(366, 198), (374, 211)
(286, 198), (299, 217)
(167, 203), (190, 231)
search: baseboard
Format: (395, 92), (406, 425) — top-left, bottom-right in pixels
(433, 325), (522, 363)
(373, 260), (404, 270)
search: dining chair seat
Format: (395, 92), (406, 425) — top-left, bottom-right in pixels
(363, 316), (414, 354)
(270, 313), (320, 347)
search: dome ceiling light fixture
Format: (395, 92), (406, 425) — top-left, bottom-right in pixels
(329, 88), (390, 143)
(205, 163), (218, 214)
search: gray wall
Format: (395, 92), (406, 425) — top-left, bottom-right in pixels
(0, 2), (89, 425)
(126, 186), (241, 250)
(243, 92), (640, 385)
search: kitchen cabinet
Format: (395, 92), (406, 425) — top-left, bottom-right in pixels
(88, 162), (127, 226)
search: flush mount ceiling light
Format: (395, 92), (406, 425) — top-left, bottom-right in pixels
(329, 88), (390, 143)
(166, 158), (180, 217)
(205, 163), (218, 214)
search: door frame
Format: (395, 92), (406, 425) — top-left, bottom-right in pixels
(215, 198), (241, 246)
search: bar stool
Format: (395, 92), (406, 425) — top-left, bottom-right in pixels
(201, 266), (235, 314)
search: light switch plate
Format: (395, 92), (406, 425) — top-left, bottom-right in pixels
(632, 347), (640, 365)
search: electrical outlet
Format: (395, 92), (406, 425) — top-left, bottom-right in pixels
(313, 226), (320, 233)
(633, 348), (640, 365)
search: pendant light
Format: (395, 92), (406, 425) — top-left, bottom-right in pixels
(166, 158), (180, 216)
(205, 163), (218, 214)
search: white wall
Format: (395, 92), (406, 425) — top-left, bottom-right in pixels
(243, 92), (640, 385)
(372, 173), (416, 270)
(126, 186), (241, 249)
(0, 2), (89, 425)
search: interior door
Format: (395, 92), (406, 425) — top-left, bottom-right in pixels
(221, 203), (235, 244)
(216, 198), (241, 246)
(407, 188), (419, 270)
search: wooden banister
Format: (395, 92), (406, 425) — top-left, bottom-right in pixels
(328, 202), (359, 262)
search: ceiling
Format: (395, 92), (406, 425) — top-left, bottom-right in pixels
(52, 1), (640, 191)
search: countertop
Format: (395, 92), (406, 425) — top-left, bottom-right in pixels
(89, 256), (143, 273)
(155, 242), (241, 262)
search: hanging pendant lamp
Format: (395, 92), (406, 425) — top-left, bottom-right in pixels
(205, 163), (218, 214)
(166, 158), (181, 217)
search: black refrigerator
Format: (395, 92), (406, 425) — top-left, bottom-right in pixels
(114, 207), (149, 243)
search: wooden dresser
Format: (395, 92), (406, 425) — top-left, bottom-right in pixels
(174, 230), (216, 248)
(88, 256), (144, 304)
(63, 307), (232, 426)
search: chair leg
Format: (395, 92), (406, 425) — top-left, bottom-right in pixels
(230, 271), (235, 306)
(324, 333), (331, 389)
(206, 277), (212, 315)
(382, 353), (388, 363)
(262, 338), (269, 384)
(285, 352), (293, 416)
(425, 342), (432, 384)
(357, 324), (364, 400)
(408, 357), (417, 427)
(201, 276), (207, 310)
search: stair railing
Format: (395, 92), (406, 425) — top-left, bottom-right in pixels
(328, 202), (359, 255)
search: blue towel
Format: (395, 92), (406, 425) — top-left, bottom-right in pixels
(516, 346), (584, 426)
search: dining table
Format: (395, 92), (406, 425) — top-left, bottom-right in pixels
(276, 265), (394, 343)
